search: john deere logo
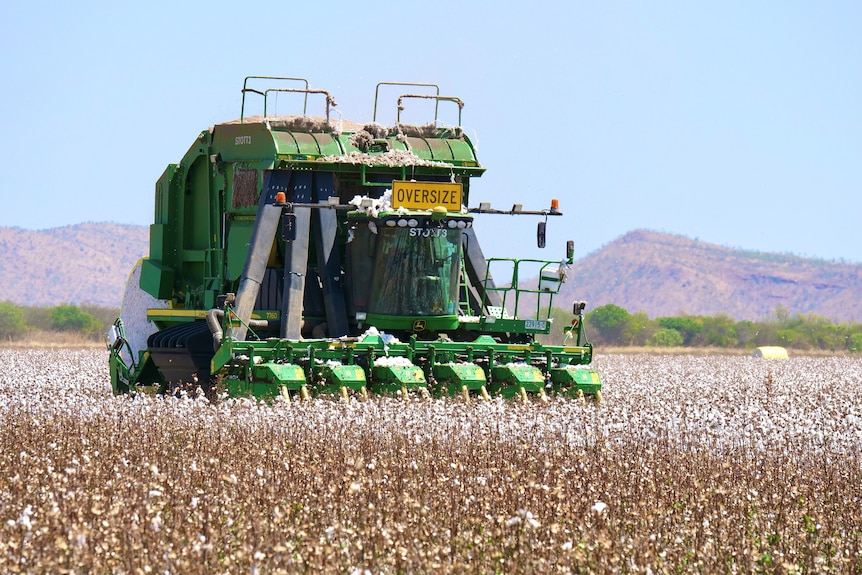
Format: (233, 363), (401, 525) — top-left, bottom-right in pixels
(412, 320), (427, 331)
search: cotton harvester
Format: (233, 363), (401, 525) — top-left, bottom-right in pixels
(106, 76), (602, 402)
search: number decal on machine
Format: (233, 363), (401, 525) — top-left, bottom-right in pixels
(408, 228), (448, 238)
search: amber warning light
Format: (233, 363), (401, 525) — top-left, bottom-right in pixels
(550, 199), (560, 213)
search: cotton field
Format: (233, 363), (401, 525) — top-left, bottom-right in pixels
(1, 349), (861, 574)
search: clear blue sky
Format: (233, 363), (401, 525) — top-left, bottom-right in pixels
(1, 1), (860, 263)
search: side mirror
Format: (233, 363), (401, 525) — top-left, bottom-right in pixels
(566, 240), (574, 264)
(537, 221), (546, 248)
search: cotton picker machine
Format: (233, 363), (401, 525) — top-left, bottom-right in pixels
(106, 76), (602, 402)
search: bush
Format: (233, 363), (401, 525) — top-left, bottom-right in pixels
(50, 304), (102, 334)
(657, 316), (703, 345)
(587, 304), (632, 345)
(0, 301), (26, 339)
(650, 328), (684, 347)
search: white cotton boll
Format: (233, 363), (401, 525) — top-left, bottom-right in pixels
(506, 515), (522, 527)
(18, 506), (33, 530)
(374, 356), (414, 367)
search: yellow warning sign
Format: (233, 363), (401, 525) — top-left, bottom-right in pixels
(392, 180), (462, 211)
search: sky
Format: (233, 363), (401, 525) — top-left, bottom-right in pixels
(1, 1), (860, 264)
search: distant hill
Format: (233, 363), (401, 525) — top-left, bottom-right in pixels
(0, 223), (148, 308)
(0, 224), (859, 321)
(560, 230), (862, 322)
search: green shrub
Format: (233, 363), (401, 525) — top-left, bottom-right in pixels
(587, 304), (632, 345)
(50, 304), (102, 334)
(0, 301), (26, 339)
(657, 316), (703, 345)
(650, 328), (684, 347)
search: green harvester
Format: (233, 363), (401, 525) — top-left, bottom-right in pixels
(106, 77), (602, 402)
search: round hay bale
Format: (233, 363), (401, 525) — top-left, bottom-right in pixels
(753, 346), (789, 359)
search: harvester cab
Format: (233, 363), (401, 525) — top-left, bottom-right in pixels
(107, 76), (602, 402)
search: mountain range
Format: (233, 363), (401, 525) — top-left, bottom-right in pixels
(1, 224), (859, 322)
(559, 229), (861, 321)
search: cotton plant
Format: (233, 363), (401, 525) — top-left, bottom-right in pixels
(1, 349), (861, 572)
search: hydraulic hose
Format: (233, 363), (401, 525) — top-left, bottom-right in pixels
(206, 309), (273, 351)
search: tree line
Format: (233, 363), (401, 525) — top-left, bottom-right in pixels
(544, 303), (862, 353)
(2, 300), (861, 353)
(0, 302), (117, 342)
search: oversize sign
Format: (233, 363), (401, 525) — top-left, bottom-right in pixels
(392, 180), (462, 211)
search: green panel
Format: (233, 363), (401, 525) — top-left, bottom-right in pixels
(226, 219), (255, 280)
(271, 131), (301, 155)
(270, 130), (343, 158)
(183, 155), (212, 251)
(366, 314), (459, 331)
(316, 364), (367, 390)
(549, 367), (602, 394)
(433, 362), (487, 391)
(154, 165), (177, 224)
(386, 138), (410, 152)
(139, 258), (174, 299)
(149, 224), (167, 260)
(312, 133), (343, 156)
(404, 137), (432, 160)
(490, 364), (544, 391)
(291, 132), (323, 156)
(446, 139), (478, 164)
(225, 379), (296, 400)
(425, 138), (454, 161)
(252, 362), (306, 388)
(371, 364), (426, 392)
(212, 123), (278, 161)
